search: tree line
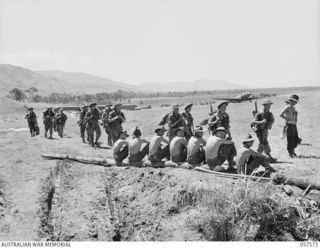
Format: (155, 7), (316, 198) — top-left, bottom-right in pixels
(7, 87), (221, 104)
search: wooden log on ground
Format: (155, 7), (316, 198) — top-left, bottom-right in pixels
(194, 166), (272, 183)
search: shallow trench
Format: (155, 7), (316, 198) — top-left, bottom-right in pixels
(38, 160), (122, 241)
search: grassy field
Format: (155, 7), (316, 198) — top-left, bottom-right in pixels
(0, 88), (319, 241)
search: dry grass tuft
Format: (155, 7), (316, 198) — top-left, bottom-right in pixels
(188, 179), (320, 241)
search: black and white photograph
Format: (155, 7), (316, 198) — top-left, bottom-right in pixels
(0, 0), (319, 245)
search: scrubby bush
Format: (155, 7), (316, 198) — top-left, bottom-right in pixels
(189, 180), (320, 241)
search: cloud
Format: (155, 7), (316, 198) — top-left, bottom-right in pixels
(0, 47), (95, 71)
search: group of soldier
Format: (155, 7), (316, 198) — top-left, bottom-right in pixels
(78, 102), (125, 147)
(111, 94), (301, 176)
(25, 93), (301, 176)
(25, 107), (68, 139)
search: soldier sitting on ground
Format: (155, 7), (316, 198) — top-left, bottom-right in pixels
(236, 134), (276, 176)
(113, 130), (129, 166)
(149, 126), (170, 163)
(25, 107), (38, 137)
(128, 127), (149, 163)
(169, 127), (188, 163)
(187, 125), (206, 165)
(205, 127), (237, 172)
(56, 108), (68, 138)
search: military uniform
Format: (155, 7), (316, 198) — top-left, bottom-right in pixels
(85, 108), (101, 146)
(167, 112), (184, 141)
(254, 110), (274, 155)
(25, 111), (38, 137)
(182, 111), (193, 141)
(79, 108), (88, 142)
(56, 112), (68, 138)
(208, 111), (230, 135)
(108, 110), (125, 143)
(43, 108), (55, 138)
(102, 108), (112, 146)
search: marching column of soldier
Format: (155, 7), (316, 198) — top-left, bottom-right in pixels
(25, 94), (302, 176)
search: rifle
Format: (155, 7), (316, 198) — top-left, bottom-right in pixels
(251, 101), (258, 132)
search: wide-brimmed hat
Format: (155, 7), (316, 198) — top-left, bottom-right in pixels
(288, 94), (299, 103)
(217, 101), (229, 109)
(184, 103), (193, 110)
(133, 127), (142, 137)
(172, 104), (179, 110)
(175, 127), (185, 134)
(28, 107), (33, 111)
(89, 102), (97, 107)
(262, 100), (273, 105)
(155, 125), (167, 132)
(119, 130), (129, 137)
(213, 127), (227, 134)
(242, 134), (255, 143)
(194, 125), (204, 133)
(114, 102), (122, 107)
(105, 104), (112, 108)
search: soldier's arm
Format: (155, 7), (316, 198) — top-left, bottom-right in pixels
(280, 106), (289, 121)
(168, 116), (182, 128)
(160, 136), (170, 145)
(208, 115), (219, 127)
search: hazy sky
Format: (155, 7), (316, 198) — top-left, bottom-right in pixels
(0, 0), (319, 87)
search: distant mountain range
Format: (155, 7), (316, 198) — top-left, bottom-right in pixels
(0, 64), (245, 95)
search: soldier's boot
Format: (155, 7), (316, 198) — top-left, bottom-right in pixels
(82, 136), (86, 143)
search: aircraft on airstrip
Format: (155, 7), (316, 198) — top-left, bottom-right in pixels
(212, 92), (260, 103)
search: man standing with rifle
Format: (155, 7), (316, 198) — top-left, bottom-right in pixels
(85, 103), (101, 147)
(101, 104), (113, 147)
(108, 103), (126, 143)
(251, 100), (277, 163)
(78, 106), (88, 143)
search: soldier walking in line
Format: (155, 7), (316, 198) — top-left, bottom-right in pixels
(56, 108), (68, 138)
(280, 94), (302, 158)
(25, 107), (38, 137)
(43, 107), (55, 139)
(251, 100), (277, 162)
(108, 103), (126, 143)
(101, 104), (113, 146)
(78, 106), (89, 143)
(167, 104), (185, 141)
(208, 101), (232, 140)
(182, 103), (194, 141)
(85, 102), (102, 147)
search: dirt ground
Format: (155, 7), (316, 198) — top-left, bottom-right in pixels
(0, 90), (319, 241)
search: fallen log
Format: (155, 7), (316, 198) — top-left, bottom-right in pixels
(273, 173), (320, 192)
(194, 166), (272, 183)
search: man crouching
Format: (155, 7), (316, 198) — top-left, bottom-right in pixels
(187, 126), (206, 165)
(236, 134), (276, 176)
(205, 127), (237, 172)
(113, 130), (129, 166)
